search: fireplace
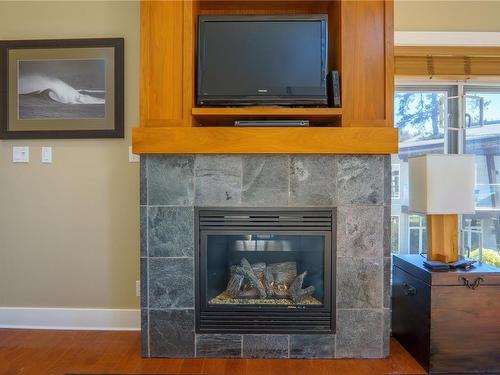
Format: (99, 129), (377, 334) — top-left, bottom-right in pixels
(195, 208), (335, 334)
(140, 154), (391, 359)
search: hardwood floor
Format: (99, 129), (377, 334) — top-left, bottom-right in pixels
(0, 329), (426, 375)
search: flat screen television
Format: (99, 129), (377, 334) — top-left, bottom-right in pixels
(197, 15), (328, 106)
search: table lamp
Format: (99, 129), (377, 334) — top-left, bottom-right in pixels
(409, 154), (476, 263)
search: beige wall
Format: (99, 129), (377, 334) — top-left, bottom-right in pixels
(0, 1), (140, 308)
(1, 0), (499, 310)
(395, 1), (500, 32)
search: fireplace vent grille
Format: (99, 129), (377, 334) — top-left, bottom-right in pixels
(199, 210), (332, 231)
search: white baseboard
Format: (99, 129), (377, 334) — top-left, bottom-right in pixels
(0, 307), (140, 331)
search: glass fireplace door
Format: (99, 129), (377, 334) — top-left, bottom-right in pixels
(196, 209), (334, 334)
(200, 231), (330, 308)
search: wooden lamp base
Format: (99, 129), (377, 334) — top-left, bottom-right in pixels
(427, 214), (459, 263)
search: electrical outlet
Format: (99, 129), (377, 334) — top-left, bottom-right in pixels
(41, 147), (52, 163)
(136, 280), (141, 297)
(13, 146), (29, 163)
(129, 146), (140, 163)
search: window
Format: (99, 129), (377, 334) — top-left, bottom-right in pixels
(463, 218), (482, 257)
(464, 88), (500, 211)
(391, 215), (400, 254)
(408, 215), (426, 254)
(391, 164), (400, 200)
(395, 88), (450, 153)
(394, 83), (500, 266)
(393, 86), (451, 255)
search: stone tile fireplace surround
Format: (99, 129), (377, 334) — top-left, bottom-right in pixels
(140, 154), (391, 359)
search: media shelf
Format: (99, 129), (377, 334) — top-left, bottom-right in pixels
(192, 107), (342, 126)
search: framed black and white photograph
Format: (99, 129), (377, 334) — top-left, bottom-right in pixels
(0, 38), (123, 139)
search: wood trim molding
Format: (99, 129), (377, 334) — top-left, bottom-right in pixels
(341, 0), (394, 127)
(191, 107), (343, 120)
(385, 0), (395, 126)
(139, 0), (151, 127)
(182, 1), (195, 126)
(132, 126), (398, 154)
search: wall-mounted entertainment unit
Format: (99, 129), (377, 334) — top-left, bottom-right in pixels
(133, 0), (397, 154)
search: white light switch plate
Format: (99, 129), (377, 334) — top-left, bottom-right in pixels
(41, 147), (52, 163)
(136, 280), (141, 297)
(13, 146), (29, 163)
(129, 146), (140, 163)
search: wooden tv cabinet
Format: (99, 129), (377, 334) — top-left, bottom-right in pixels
(133, 0), (396, 154)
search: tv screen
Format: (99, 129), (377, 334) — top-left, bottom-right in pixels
(197, 15), (328, 106)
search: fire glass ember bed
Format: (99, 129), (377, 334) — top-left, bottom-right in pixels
(195, 208), (335, 334)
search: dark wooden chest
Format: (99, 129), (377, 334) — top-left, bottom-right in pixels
(392, 254), (500, 374)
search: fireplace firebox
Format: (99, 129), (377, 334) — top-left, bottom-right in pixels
(195, 208), (335, 334)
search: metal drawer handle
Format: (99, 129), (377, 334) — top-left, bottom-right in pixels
(403, 282), (417, 296)
(460, 276), (485, 290)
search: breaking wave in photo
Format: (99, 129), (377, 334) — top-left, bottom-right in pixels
(18, 74), (105, 120)
(19, 75), (105, 105)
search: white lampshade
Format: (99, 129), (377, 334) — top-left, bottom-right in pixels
(409, 154), (476, 215)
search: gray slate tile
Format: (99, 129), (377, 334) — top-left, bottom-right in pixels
(196, 334), (242, 358)
(148, 155), (194, 205)
(140, 206), (147, 257)
(336, 309), (383, 358)
(194, 155), (242, 206)
(148, 207), (193, 257)
(149, 258), (194, 308)
(290, 334), (335, 358)
(384, 256), (391, 308)
(337, 205), (384, 258)
(140, 258), (148, 308)
(383, 206), (391, 256)
(290, 156), (337, 206)
(140, 156), (147, 205)
(337, 257), (383, 308)
(149, 309), (194, 357)
(383, 155), (391, 206)
(383, 308), (391, 358)
(337, 156), (385, 205)
(242, 156), (289, 206)
(242, 335), (289, 358)
(141, 309), (149, 357)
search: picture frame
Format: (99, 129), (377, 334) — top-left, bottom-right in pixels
(0, 38), (124, 139)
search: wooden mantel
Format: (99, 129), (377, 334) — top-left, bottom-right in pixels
(133, 126), (397, 154)
(132, 0), (396, 155)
